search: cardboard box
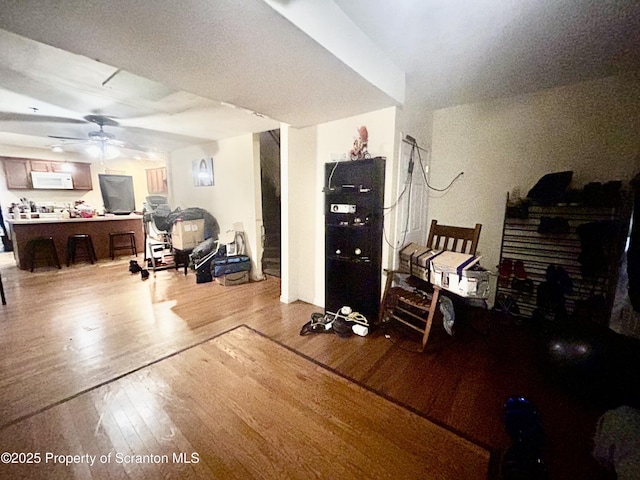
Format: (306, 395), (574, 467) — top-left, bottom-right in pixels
(429, 251), (490, 298)
(216, 271), (249, 286)
(171, 219), (205, 250)
(398, 243), (440, 281)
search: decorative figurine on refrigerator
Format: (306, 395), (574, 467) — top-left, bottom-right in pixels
(350, 125), (371, 160)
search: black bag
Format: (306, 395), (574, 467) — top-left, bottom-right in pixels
(527, 171), (573, 205)
(194, 244), (226, 284)
(196, 266), (213, 283)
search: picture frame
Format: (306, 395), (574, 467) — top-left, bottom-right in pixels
(193, 157), (214, 186)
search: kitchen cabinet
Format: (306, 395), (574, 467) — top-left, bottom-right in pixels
(51, 162), (70, 173)
(1, 157), (92, 190)
(2, 157), (31, 189)
(71, 163), (93, 190)
(30, 160), (53, 172)
(30, 160), (73, 173)
(146, 167), (167, 194)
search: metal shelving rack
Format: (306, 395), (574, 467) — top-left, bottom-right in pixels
(496, 196), (629, 323)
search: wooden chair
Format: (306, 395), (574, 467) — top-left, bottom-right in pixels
(426, 220), (481, 255)
(380, 220), (482, 351)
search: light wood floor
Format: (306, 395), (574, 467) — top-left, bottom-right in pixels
(0, 252), (613, 479)
(0, 325), (490, 480)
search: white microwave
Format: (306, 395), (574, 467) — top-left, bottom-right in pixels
(31, 171), (74, 190)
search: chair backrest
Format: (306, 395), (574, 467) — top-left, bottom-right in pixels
(426, 219), (482, 255)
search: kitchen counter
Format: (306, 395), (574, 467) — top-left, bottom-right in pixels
(7, 213), (144, 225)
(8, 214), (144, 270)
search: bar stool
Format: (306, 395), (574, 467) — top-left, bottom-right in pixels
(26, 237), (61, 272)
(67, 234), (97, 266)
(109, 231), (137, 259)
(0, 272), (6, 305)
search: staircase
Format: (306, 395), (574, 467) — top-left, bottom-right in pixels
(261, 178), (281, 277)
(262, 233), (281, 278)
(260, 129), (281, 278)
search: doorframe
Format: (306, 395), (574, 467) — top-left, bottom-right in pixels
(391, 137), (430, 268)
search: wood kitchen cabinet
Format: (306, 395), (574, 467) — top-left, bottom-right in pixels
(2, 157), (31, 189)
(30, 160), (53, 172)
(146, 167), (167, 194)
(1, 157), (93, 190)
(71, 163), (93, 190)
(31, 159), (77, 174)
(51, 162), (70, 173)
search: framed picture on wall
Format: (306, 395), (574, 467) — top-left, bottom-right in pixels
(193, 157), (214, 186)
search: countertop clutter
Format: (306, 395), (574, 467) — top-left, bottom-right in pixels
(8, 213), (143, 225)
(7, 197), (117, 223)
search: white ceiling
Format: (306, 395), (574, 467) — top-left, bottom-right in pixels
(0, 0), (638, 158)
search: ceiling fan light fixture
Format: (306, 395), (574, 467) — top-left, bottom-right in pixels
(86, 144), (101, 158)
(105, 145), (120, 160)
(88, 130), (115, 142)
(86, 143), (120, 160)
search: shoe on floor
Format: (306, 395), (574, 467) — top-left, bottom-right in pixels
(129, 260), (142, 274)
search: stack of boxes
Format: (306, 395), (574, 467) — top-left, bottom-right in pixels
(398, 243), (490, 298)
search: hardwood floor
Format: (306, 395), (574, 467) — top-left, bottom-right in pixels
(0, 252), (614, 479)
(0, 326), (491, 479)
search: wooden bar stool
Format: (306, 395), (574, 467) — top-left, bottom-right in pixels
(26, 237), (61, 272)
(109, 231), (137, 259)
(0, 272), (6, 305)
(67, 234), (97, 266)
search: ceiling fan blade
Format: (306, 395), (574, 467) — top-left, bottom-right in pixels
(48, 135), (87, 141)
(118, 140), (150, 152)
(50, 141), (87, 149)
(84, 114), (119, 127)
(0, 112), (87, 124)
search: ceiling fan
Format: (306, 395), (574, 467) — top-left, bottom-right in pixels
(48, 114), (154, 160)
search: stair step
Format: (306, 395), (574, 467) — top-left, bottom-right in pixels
(263, 267), (281, 278)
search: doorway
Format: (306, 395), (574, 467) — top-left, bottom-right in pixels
(260, 130), (281, 277)
(393, 138), (430, 259)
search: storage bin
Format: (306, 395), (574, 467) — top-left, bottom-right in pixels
(211, 255), (251, 277)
